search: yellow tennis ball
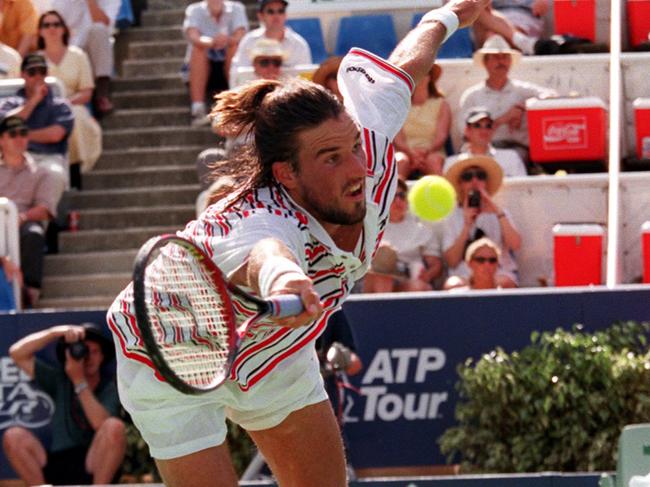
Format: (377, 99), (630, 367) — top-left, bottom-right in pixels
(407, 175), (456, 222)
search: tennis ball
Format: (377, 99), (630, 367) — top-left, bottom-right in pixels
(407, 175), (456, 222)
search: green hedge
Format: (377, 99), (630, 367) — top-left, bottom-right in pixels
(439, 321), (650, 473)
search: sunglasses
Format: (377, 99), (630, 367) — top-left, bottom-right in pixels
(25, 66), (47, 77)
(472, 256), (498, 264)
(41, 21), (63, 28)
(256, 58), (282, 68)
(468, 121), (493, 129)
(264, 7), (286, 14)
(460, 169), (488, 182)
(7, 128), (28, 138)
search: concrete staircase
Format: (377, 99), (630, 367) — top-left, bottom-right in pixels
(36, 0), (260, 310)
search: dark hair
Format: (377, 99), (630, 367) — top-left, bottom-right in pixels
(210, 78), (343, 206)
(37, 10), (70, 49)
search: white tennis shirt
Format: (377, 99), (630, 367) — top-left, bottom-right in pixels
(108, 48), (413, 390)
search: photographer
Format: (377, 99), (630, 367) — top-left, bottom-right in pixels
(441, 154), (521, 290)
(2, 323), (126, 486)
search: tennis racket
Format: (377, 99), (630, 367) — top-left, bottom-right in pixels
(132, 234), (304, 395)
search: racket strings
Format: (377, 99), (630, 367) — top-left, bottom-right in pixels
(144, 244), (234, 388)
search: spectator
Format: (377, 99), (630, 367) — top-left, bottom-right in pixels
(459, 34), (555, 165)
(0, 41), (21, 79)
(231, 37), (289, 88)
(0, 53), (74, 193)
(449, 237), (502, 291)
(38, 10), (102, 189)
(444, 106), (527, 177)
(50, 0), (120, 115)
(394, 64), (451, 179)
(0, 114), (63, 308)
(3, 323), (126, 485)
(363, 178), (442, 293)
(229, 0), (310, 82)
(183, 0), (248, 126)
(312, 55), (342, 100)
(441, 153), (521, 290)
(0, 0), (38, 57)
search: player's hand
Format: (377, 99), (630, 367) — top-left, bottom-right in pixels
(269, 273), (323, 329)
(446, 0), (492, 29)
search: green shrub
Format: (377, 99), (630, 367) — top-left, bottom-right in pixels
(438, 321), (650, 473)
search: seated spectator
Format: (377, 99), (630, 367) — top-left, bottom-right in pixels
(229, 0), (311, 82)
(0, 41), (21, 79)
(231, 37), (289, 88)
(312, 56), (342, 100)
(444, 107), (527, 177)
(183, 0), (248, 126)
(0, 0), (38, 57)
(51, 0), (121, 115)
(0, 114), (63, 307)
(363, 179), (442, 293)
(448, 237), (503, 291)
(38, 10), (102, 189)
(3, 323), (126, 485)
(441, 153), (521, 290)
(459, 35), (556, 166)
(0, 53), (74, 193)
(394, 64), (451, 179)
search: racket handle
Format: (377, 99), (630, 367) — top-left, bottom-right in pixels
(267, 295), (304, 318)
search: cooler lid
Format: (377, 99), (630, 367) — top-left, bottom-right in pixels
(552, 223), (605, 236)
(633, 98), (650, 109)
(527, 96), (607, 110)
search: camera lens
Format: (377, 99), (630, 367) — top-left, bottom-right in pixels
(68, 341), (89, 360)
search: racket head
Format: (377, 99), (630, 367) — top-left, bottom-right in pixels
(133, 235), (239, 395)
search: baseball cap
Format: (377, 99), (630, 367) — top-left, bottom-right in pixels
(258, 0), (288, 10)
(20, 53), (47, 72)
(465, 107), (493, 124)
(0, 114), (28, 135)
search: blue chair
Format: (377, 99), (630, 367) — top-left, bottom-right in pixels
(411, 13), (474, 59)
(335, 14), (397, 59)
(286, 17), (328, 64)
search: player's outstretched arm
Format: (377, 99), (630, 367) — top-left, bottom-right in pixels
(389, 0), (489, 85)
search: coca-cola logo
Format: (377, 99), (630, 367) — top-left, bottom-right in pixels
(542, 116), (588, 150)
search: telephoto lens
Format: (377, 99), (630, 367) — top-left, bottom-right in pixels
(68, 341), (89, 360)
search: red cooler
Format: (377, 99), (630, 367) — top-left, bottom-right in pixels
(643, 221), (650, 284)
(553, 0), (596, 41)
(526, 97), (607, 163)
(627, 0), (650, 47)
(633, 98), (650, 159)
(553, 223), (604, 286)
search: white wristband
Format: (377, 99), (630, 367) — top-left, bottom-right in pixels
(74, 381), (88, 395)
(421, 8), (460, 43)
(258, 256), (304, 298)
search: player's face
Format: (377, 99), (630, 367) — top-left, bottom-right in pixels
(292, 113), (366, 231)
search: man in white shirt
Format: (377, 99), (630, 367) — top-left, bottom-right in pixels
(51, 0), (121, 115)
(229, 0), (311, 82)
(459, 34), (555, 162)
(445, 107), (528, 177)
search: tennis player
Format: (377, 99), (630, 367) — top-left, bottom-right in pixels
(107, 1), (488, 485)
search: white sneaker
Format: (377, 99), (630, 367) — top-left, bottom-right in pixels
(191, 104), (210, 127)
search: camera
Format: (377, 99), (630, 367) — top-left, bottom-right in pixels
(67, 340), (89, 360)
(468, 190), (481, 208)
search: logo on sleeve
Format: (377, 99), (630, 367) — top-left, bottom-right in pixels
(346, 66), (375, 84)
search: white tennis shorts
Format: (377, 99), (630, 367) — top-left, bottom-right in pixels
(116, 347), (327, 459)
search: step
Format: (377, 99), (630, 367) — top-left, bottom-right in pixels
(122, 58), (185, 78)
(141, 9), (185, 27)
(103, 106), (191, 129)
(36, 294), (119, 310)
(129, 40), (186, 59)
(41, 272), (132, 298)
(95, 146), (206, 170)
(68, 185), (200, 208)
(44, 249), (138, 275)
(103, 126), (215, 150)
(113, 89), (189, 109)
(118, 26), (184, 43)
(58, 226), (180, 253)
(83, 165), (199, 190)
(76, 205), (196, 230)
(111, 75), (184, 93)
